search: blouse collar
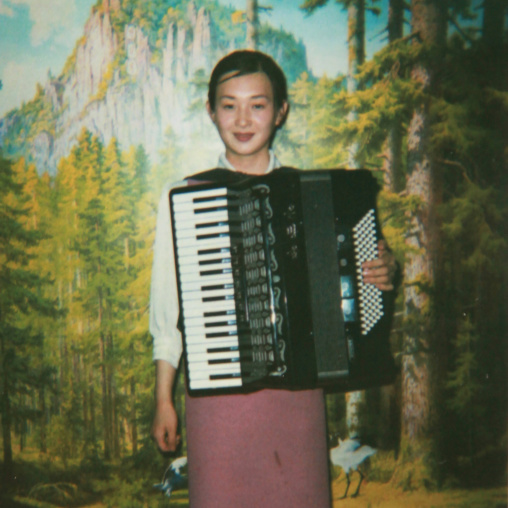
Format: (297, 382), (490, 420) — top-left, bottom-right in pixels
(217, 150), (281, 174)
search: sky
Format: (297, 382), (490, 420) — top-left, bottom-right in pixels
(0, 0), (389, 118)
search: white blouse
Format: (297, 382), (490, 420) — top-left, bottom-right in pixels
(150, 151), (281, 367)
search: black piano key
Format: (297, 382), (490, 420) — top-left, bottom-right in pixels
(198, 247), (230, 255)
(209, 358), (240, 365)
(195, 206), (227, 214)
(199, 258), (231, 266)
(204, 310), (236, 317)
(205, 331), (237, 338)
(196, 221), (228, 229)
(204, 321), (236, 328)
(201, 284), (234, 292)
(210, 372), (242, 380)
(193, 196), (227, 204)
(207, 346), (239, 353)
(202, 295), (234, 303)
(196, 232), (229, 240)
(200, 269), (232, 277)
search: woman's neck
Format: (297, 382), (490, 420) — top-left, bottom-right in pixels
(225, 150), (271, 176)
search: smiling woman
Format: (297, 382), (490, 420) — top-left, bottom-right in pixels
(206, 71), (288, 174)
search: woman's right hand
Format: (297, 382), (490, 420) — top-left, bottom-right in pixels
(152, 400), (180, 452)
(152, 360), (180, 452)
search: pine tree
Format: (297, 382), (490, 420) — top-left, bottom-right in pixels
(0, 155), (56, 475)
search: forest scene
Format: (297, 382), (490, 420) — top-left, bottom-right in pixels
(0, 0), (506, 506)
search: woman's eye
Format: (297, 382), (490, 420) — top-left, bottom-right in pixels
(252, 103), (266, 110)
(221, 103), (234, 110)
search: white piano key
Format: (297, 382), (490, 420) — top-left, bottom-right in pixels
(184, 314), (236, 326)
(185, 324), (238, 336)
(180, 271), (233, 285)
(181, 297), (235, 313)
(178, 250), (231, 265)
(173, 211), (230, 229)
(176, 245), (230, 258)
(180, 275), (233, 291)
(187, 350), (240, 363)
(189, 377), (243, 390)
(185, 333), (239, 345)
(172, 187), (228, 203)
(172, 198), (228, 213)
(178, 260), (232, 274)
(176, 235), (231, 250)
(186, 338), (239, 352)
(187, 362), (241, 380)
(182, 288), (234, 302)
(175, 224), (230, 239)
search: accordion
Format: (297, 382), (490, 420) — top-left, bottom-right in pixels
(170, 168), (397, 395)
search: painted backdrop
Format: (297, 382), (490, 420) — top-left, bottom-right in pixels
(0, 0), (506, 506)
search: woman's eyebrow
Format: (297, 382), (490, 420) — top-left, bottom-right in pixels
(218, 94), (270, 101)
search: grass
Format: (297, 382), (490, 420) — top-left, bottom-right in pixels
(331, 478), (507, 507)
(1, 446), (505, 508)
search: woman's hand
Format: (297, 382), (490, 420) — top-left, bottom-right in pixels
(152, 400), (180, 453)
(362, 240), (397, 291)
(152, 360), (181, 453)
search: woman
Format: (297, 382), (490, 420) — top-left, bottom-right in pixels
(150, 50), (396, 507)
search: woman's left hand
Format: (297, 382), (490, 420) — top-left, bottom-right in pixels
(362, 240), (397, 291)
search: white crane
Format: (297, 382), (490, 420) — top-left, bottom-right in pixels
(329, 437), (376, 498)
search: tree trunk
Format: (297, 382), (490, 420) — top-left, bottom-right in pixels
(108, 333), (120, 459)
(89, 369), (97, 450)
(396, 0), (446, 489)
(130, 376), (138, 455)
(100, 331), (111, 460)
(246, 0), (259, 49)
(482, 0), (507, 47)
(482, 0), (507, 89)
(345, 0), (366, 439)
(1, 342), (13, 476)
(346, 0), (365, 169)
(39, 386), (47, 454)
(383, 0), (405, 192)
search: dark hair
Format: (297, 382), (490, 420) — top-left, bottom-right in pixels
(207, 50), (288, 112)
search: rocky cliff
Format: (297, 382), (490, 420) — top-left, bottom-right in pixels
(0, 0), (308, 175)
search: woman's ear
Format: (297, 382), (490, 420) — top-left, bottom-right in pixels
(275, 101), (289, 128)
(206, 101), (216, 124)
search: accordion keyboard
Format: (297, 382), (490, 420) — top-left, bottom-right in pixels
(172, 187), (243, 391)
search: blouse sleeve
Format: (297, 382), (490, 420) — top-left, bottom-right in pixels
(149, 180), (185, 368)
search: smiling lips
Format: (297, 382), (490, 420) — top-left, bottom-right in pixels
(234, 133), (255, 142)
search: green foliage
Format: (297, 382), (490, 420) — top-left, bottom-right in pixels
(28, 482), (78, 505)
(446, 318), (484, 417)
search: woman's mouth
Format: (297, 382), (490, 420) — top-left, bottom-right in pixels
(234, 133), (254, 142)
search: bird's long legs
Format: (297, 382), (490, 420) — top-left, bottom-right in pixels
(340, 472), (351, 499)
(339, 470), (364, 499)
(351, 469), (364, 498)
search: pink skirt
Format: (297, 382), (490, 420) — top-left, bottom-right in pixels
(185, 388), (331, 508)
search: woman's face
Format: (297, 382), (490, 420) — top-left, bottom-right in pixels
(207, 72), (288, 174)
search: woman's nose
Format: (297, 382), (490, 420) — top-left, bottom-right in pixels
(235, 106), (251, 126)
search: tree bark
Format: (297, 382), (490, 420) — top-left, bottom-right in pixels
(383, 0), (405, 192)
(130, 376), (138, 455)
(246, 0), (259, 49)
(345, 0), (367, 439)
(397, 0), (446, 489)
(346, 0), (365, 169)
(1, 338), (13, 476)
(100, 330), (111, 460)
(39, 386), (47, 454)
(482, 0), (507, 47)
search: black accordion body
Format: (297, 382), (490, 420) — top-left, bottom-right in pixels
(169, 168), (397, 395)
